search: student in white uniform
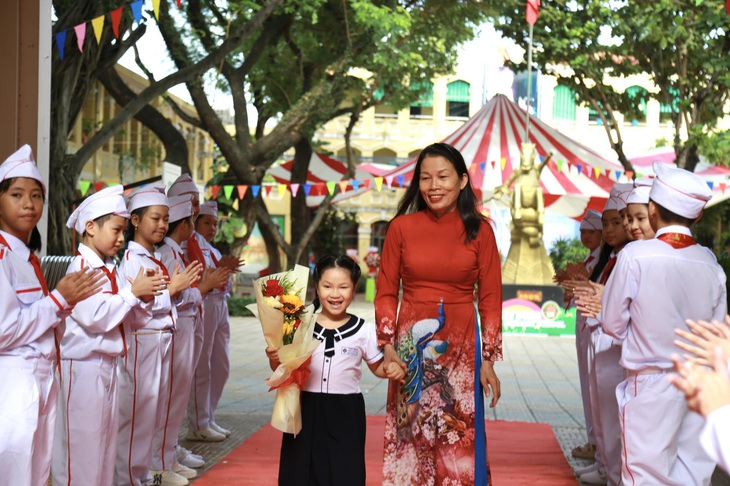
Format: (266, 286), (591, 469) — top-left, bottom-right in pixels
(265, 255), (405, 485)
(52, 185), (166, 486)
(570, 209), (602, 461)
(625, 178), (655, 241)
(152, 195), (230, 482)
(115, 184), (201, 486)
(577, 183), (632, 485)
(601, 163), (726, 485)
(0, 145), (104, 485)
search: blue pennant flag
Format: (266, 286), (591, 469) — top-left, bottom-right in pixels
(303, 184), (312, 196)
(707, 181), (714, 190)
(480, 162), (486, 172)
(131, 0), (144, 25)
(251, 185), (261, 198)
(352, 180), (360, 191)
(56, 31), (67, 60)
(615, 170), (622, 180)
(576, 163), (583, 175)
(396, 175), (404, 187)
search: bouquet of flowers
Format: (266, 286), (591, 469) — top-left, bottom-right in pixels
(553, 261), (591, 307)
(248, 264), (320, 435)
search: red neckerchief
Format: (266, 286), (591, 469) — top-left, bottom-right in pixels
(657, 232), (697, 249)
(146, 254), (176, 330)
(599, 256), (617, 285)
(186, 234), (206, 269)
(583, 255), (595, 268)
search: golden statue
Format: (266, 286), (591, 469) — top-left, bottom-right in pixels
(490, 143), (555, 285)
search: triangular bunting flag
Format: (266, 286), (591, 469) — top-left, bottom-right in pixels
(615, 170), (622, 180)
(131, 0), (144, 25)
(363, 179), (371, 190)
(500, 157), (507, 170)
(396, 175), (405, 187)
(594, 167), (601, 178)
(91, 15), (104, 44)
(93, 181), (105, 192)
(232, 199), (239, 211)
(74, 23), (86, 53)
(721, 182), (726, 193)
(315, 182), (326, 195)
(111, 6), (123, 39)
(251, 185), (261, 198)
(480, 162), (487, 172)
(374, 177), (383, 191)
(339, 180), (349, 194)
(491, 161), (496, 169)
(384, 175), (394, 188)
(152, 0), (161, 20)
(264, 185), (273, 196)
(177, 0), (182, 8)
(626, 170), (634, 180)
(326, 181), (336, 195)
(223, 185), (234, 200)
(79, 180), (91, 197)
(707, 181), (715, 190)
(211, 185), (220, 199)
(291, 183), (300, 197)
(557, 160), (564, 172)
(352, 180), (360, 191)
(278, 184), (287, 196)
(237, 185), (248, 199)
(576, 164), (583, 175)
(55, 31), (67, 60)
(303, 184), (312, 196)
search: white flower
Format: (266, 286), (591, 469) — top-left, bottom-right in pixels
(265, 296), (283, 309)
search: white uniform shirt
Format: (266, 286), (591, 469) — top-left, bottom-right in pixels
(600, 225), (727, 370)
(158, 237), (202, 319)
(702, 404), (730, 475)
(303, 315), (383, 395)
(586, 249), (619, 331)
(0, 230), (70, 359)
(208, 245), (233, 297)
(60, 244), (151, 359)
(118, 241), (177, 331)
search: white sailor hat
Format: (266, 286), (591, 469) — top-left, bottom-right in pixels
(199, 201), (218, 218)
(167, 174), (199, 197)
(604, 183), (633, 212)
(66, 185), (129, 234)
(580, 209), (603, 231)
(649, 163), (712, 219)
(126, 183), (168, 213)
(626, 177), (654, 205)
(168, 194), (194, 223)
(0, 144), (46, 193)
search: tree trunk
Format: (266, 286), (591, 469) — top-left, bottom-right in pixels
(289, 138), (313, 267)
(258, 212), (282, 273)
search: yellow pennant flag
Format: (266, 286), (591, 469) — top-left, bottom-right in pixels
(594, 167), (601, 178)
(278, 184), (287, 196)
(91, 15), (104, 44)
(500, 157), (507, 170)
(232, 199), (239, 211)
(374, 177), (384, 191)
(152, 0), (161, 19)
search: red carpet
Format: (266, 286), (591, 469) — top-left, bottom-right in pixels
(194, 416), (576, 485)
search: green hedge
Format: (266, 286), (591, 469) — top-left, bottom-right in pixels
(227, 296), (257, 317)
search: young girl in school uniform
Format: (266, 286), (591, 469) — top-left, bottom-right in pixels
(114, 184), (201, 486)
(266, 255), (405, 486)
(0, 145), (103, 485)
(625, 178), (656, 241)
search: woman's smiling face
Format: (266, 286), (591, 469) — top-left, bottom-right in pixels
(418, 155), (468, 218)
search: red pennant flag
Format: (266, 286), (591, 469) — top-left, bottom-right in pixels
(264, 185), (273, 196)
(526, 0), (540, 25)
(211, 185), (220, 199)
(625, 170), (634, 180)
(237, 185), (248, 199)
(339, 180), (349, 194)
(93, 181), (105, 192)
(727, 0), (730, 14)
(177, 0), (182, 8)
(363, 179), (371, 190)
(721, 182), (727, 193)
(111, 7), (123, 39)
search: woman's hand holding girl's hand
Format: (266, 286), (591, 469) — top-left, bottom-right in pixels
(167, 261), (202, 297)
(55, 268), (105, 306)
(197, 267), (232, 295)
(383, 344), (407, 380)
(128, 267), (168, 303)
(384, 361), (406, 384)
(480, 361), (501, 408)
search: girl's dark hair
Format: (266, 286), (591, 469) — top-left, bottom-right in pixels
(0, 177), (45, 252)
(123, 207), (149, 249)
(394, 142), (485, 243)
(312, 254), (361, 312)
(167, 216), (193, 236)
(589, 243), (614, 282)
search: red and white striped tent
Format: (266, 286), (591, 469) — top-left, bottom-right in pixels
(627, 146), (730, 207)
(383, 94), (626, 218)
(268, 152), (376, 207)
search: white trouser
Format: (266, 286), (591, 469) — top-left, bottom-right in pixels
(618, 372), (715, 485)
(115, 331), (172, 486)
(588, 328), (624, 485)
(0, 356), (57, 486)
(53, 355), (119, 486)
(187, 296), (228, 430)
(151, 316), (196, 471)
(576, 314), (595, 444)
(209, 300), (230, 417)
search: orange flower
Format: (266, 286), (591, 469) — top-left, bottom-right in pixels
(280, 294), (304, 315)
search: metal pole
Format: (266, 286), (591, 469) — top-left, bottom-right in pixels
(525, 23), (534, 142)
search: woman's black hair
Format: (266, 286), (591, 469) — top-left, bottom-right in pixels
(393, 142), (485, 243)
(589, 243), (614, 282)
(167, 215), (193, 237)
(312, 254), (362, 312)
(0, 177), (45, 252)
(123, 207), (150, 249)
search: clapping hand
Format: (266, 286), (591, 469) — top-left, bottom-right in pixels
(668, 346), (730, 417)
(574, 282), (604, 319)
(674, 317), (730, 367)
(55, 268), (105, 306)
(128, 267), (168, 303)
(167, 261), (203, 297)
(217, 255), (244, 273)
